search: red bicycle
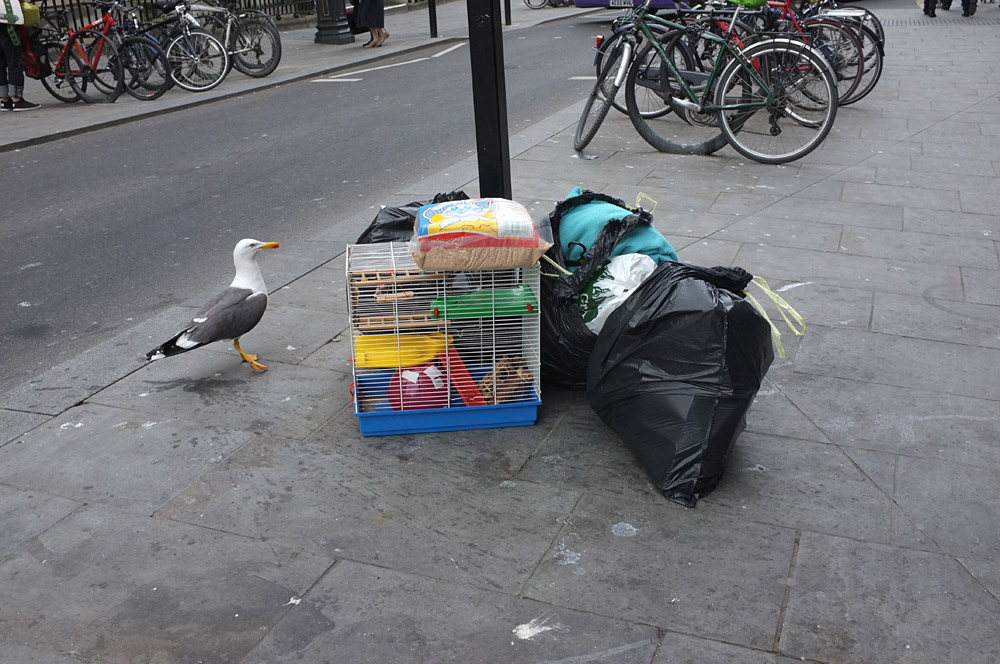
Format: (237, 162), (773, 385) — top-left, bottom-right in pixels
(48, 5), (125, 103)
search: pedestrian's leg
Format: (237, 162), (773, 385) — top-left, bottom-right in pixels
(0, 28), (15, 110)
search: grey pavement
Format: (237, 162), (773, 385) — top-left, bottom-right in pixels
(3, 1), (1000, 663)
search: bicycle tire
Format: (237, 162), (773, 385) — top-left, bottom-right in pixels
(716, 39), (837, 164)
(64, 29), (125, 104)
(575, 37), (633, 151)
(624, 32), (730, 156)
(802, 18), (864, 105)
(39, 40), (80, 103)
(523, 0), (548, 8)
(118, 36), (171, 101)
(231, 17), (281, 78)
(839, 22), (882, 105)
(197, 14), (235, 76)
(598, 25), (676, 118)
(166, 28), (229, 92)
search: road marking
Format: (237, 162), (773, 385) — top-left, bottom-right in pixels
(317, 57), (433, 82)
(312, 78), (363, 82)
(433, 43), (466, 58)
(569, 76), (597, 80)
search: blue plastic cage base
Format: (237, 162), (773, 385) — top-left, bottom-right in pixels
(355, 399), (541, 437)
(353, 364), (540, 436)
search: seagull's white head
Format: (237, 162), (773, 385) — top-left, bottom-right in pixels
(234, 238), (281, 260)
(231, 239), (280, 292)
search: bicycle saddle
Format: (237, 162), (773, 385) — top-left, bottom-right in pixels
(152, 1), (182, 13)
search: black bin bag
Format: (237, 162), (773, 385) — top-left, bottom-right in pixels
(356, 191), (469, 244)
(585, 262), (774, 507)
(540, 192), (655, 388)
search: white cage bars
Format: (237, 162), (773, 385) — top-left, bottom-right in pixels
(346, 242), (542, 436)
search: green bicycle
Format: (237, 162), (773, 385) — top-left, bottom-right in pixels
(622, 0), (839, 164)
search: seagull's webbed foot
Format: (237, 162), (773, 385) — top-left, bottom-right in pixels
(234, 338), (268, 371)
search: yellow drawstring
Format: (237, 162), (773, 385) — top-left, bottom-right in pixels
(539, 253), (573, 277)
(742, 277), (806, 359)
(635, 192), (657, 214)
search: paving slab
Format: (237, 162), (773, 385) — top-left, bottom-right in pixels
(902, 206), (1000, 239)
(839, 224), (999, 268)
(768, 372), (1000, 466)
(715, 216), (844, 252)
(793, 325), (1000, 400)
(893, 455), (1000, 561)
(734, 244), (964, 298)
(0, 409), (50, 447)
(240, 560), (660, 664)
(0, 403), (255, 514)
(871, 292), (1000, 348)
(653, 632), (803, 664)
(701, 432), (893, 544)
(0, 503), (333, 664)
(0, 484), (80, 559)
(780, 532), (1000, 664)
(522, 492), (797, 650)
(157, 429), (579, 595)
(962, 265), (1000, 305)
(88, 350), (351, 440)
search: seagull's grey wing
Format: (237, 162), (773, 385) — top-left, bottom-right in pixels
(183, 289), (268, 344)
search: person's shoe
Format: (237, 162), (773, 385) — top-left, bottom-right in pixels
(0, 98), (12, 112)
(11, 99), (40, 111)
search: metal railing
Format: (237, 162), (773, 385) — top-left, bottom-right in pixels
(36, 0), (315, 27)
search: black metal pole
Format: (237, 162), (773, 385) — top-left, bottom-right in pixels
(315, 0), (355, 44)
(504, 0), (511, 26)
(466, 0), (512, 199)
(428, 0), (438, 38)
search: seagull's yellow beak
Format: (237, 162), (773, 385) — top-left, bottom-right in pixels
(261, 242), (280, 250)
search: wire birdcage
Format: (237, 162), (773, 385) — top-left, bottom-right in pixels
(346, 242), (542, 436)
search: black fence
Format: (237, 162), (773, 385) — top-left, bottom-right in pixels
(37, 0), (315, 28)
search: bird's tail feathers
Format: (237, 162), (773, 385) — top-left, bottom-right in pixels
(146, 332), (195, 361)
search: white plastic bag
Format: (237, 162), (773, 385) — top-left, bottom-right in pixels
(576, 253), (657, 334)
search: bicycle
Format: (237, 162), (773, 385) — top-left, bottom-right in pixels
(31, 4), (81, 102)
(45, 5), (125, 103)
(620, 0), (838, 163)
(190, 1), (281, 78)
(142, 0), (230, 92)
(576, 1), (744, 152)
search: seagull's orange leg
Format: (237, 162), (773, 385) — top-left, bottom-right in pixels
(234, 338), (267, 371)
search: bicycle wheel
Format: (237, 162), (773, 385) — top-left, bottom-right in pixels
(575, 36), (634, 151)
(63, 29), (124, 104)
(716, 39), (837, 164)
(523, 0), (548, 8)
(39, 41), (80, 103)
(166, 29), (229, 92)
(118, 36), (170, 101)
(840, 22), (882, 105)
(231, 16), (281, 78)
(802, 18), (863, 105)
(624, 32), (730, 156)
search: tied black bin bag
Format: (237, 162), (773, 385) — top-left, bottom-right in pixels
(540, 192), (655, 388)
(355, 191), (469, 244)
(586, 262), (774, 507)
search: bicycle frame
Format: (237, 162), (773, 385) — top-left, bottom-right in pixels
(52, 11), (116, 80)
(631, 3), (775, 116)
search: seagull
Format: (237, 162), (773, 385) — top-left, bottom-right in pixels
(146, 239), (280, 371)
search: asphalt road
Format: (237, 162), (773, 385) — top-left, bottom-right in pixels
(0, 15), (612, 395)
